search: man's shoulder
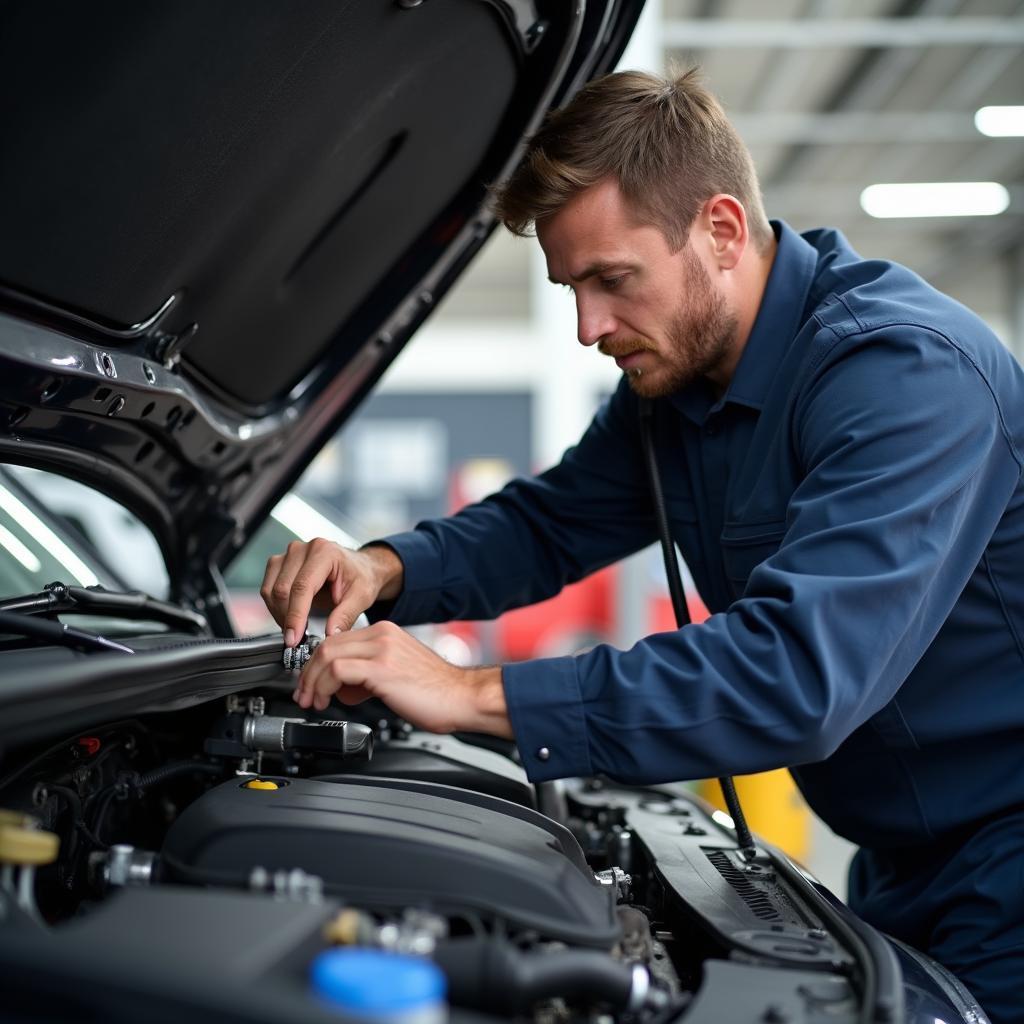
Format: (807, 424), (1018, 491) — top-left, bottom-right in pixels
(786, 229), (1024, 465)
(798, 226), (1006, 371)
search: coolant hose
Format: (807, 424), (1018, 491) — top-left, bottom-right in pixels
(432, 937), (643, 1014)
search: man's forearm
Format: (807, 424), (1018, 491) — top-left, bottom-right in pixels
(359, 542), (405, 602)
(460, 665), (514, 739)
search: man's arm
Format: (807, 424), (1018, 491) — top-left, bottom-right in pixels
(294, 620), (512, 736)
(264, 378), (657, 645)
(294, 324), (1019, 777)
(373, 377), (659, 626)
(503, 325), (1022, 782)
(277, 379), (662, 721)
(292, 323), (1019, 786)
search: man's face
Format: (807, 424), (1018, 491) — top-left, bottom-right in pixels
(537, 178), (738, 398)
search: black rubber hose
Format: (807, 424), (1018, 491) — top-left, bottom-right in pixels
(0, 609), (133, 654)
(131, 760), (224, 793)
(47, 782), (107, 850)
(638, 399), (757, 860)
(89, 762), (223, 845)
(432, 938), (635, 1014)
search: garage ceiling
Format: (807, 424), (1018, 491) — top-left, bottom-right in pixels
(440, 0), (1024, 344)
(667, 0), (1023, 301)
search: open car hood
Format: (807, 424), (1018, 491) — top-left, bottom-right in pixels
(0, 0), (642, 605)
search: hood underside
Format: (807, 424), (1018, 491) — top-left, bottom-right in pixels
(0, 0), (641, 600)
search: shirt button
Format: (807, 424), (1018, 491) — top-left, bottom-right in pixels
(536, 747), (551, 762)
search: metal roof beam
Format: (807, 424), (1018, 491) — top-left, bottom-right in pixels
(743, 0), (846, 112)
(664, 18), (1024, 48)
(758, 0), (966, 184)
(734, 111), (986, 144)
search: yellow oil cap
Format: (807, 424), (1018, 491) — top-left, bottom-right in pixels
(245, 779), (279, 790)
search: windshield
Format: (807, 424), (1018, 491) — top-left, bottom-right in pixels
(0, 474), (115, 598)
(1, 466), (170, 600)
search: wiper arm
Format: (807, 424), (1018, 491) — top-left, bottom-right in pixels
(0, 610), (134, 654)
(0, 582), (209, 635)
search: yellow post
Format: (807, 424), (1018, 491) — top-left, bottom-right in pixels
(697, 770), (810, 861)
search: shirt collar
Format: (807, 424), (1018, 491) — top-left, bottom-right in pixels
(671, 220), (819, 423)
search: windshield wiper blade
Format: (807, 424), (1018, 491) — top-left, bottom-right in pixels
(0, 582), (209, 635)
(0, 610), (134, 654)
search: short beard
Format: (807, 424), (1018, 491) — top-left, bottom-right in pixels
(627, 247), (737, 399)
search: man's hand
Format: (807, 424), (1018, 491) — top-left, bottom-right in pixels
(261, 540), (404, 647)
(294, 620), (513, 738)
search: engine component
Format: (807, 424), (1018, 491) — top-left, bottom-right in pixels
(282, 635), (321, 672)
(323, 907), (448, 956)
(317, 730), (533, 808)
(432, 937), (667, 1015)
(311, 948), (446, 1024)
(248, 716), (373, 758)
(588, 786), (854, 973)
(0, 809), (58, 922)
(205, 712), (373, 762)
(162, 775), (620, 948)
(91, 844), (156, 890)
(0, 810), (58, 866)
(248, 866), (323, 903)
(595, 866), (632, 901)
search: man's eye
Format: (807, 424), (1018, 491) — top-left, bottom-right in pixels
(601, 276), (625, 290)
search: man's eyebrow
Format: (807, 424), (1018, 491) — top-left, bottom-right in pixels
(548, 260), (634, 285)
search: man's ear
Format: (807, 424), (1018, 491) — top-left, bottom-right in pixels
(702, 194), (748, 272)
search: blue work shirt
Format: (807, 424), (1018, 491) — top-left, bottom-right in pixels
(380, 221), (1024, 850)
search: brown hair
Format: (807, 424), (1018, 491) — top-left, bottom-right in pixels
(492, 68), (772, 253)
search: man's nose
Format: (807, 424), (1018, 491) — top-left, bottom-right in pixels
(576, 295), (615, 347)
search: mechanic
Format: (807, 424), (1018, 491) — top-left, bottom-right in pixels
(262, 70), (1024, 1021)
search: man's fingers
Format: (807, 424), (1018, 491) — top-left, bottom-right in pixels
(334, 683), (374, 706)
(297, 648), (376, 710)
(281, 545), (341, 646)
(295, 634), (379, 708)
(282, 574), (321, 649)
(264, 542), (322, 644)
(325, 583), (373, 636)
(259, 555), (285, 627)
(261, 540), (392, 651)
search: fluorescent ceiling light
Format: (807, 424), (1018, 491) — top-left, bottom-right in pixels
(975, 106), (1024, 137)
(860, 182), (1009, 219)
(271, 492), (357, 549)
(0, 485), (99, 586)
(0, 522), (42, 573)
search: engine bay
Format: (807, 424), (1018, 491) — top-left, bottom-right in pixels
(0, 678), (868, 1024)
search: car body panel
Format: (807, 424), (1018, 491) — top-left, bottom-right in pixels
(0, 1), (642, 603)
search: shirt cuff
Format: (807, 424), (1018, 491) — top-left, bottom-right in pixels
(366, 531), (445, 625)
(502, 656), (593, 782)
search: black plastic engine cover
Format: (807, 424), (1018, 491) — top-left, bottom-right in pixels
(315, 730), (536, 809)
(163, 776), (619, 948)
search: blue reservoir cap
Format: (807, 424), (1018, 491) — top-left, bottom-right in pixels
(312, 949), (446, 1014)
